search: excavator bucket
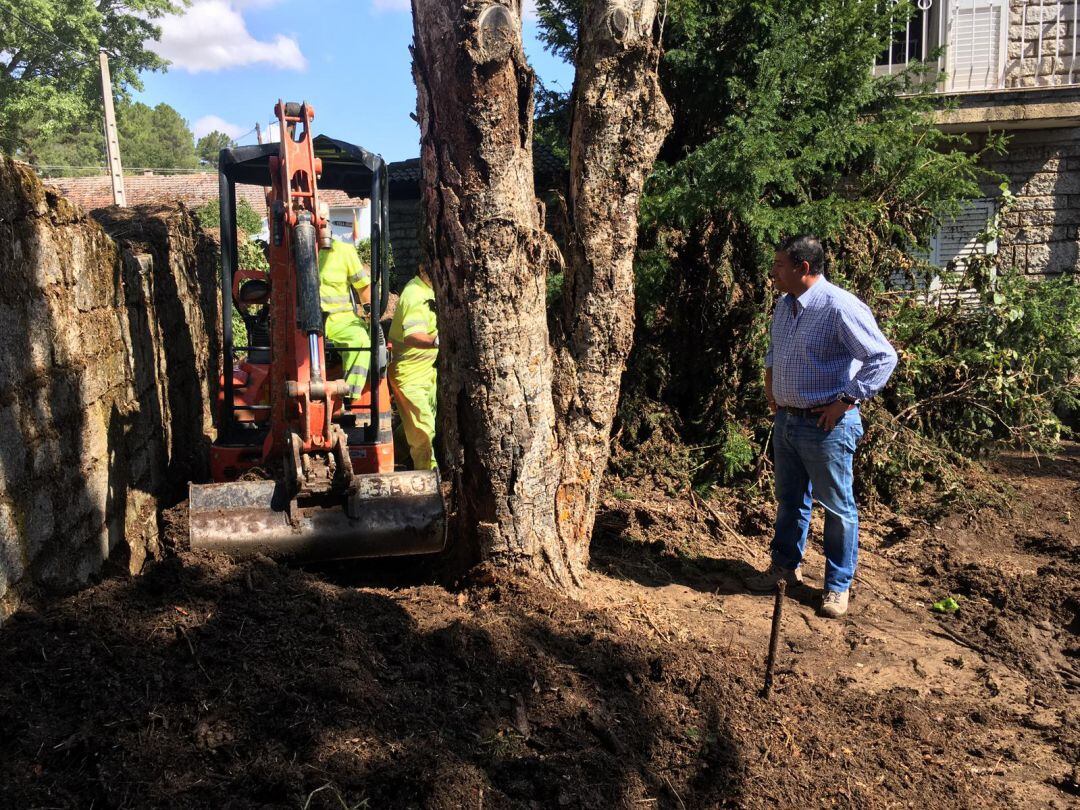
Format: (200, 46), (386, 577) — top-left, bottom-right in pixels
(188, 470), (446, 561)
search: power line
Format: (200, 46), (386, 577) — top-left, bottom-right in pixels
(33, 164), (216, 175)
(0, 0), (126, 69)
(0, 1), (103, 70)
(230, 126), (258, 143)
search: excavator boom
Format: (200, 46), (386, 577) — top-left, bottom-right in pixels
(189, 100), (445, 562)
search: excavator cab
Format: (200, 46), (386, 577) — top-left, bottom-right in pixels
(189, 101), (445, 561)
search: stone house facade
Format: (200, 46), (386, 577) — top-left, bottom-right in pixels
(880, 0), (1080, 278)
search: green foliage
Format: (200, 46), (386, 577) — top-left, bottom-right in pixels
(193, 205), (267, 348)
(717, 422), (755, 483)
(117, 101), (199, 170)
(539, 0), (1075, 505)
(865, 261), (1080, 501)
(534, 81), (571, 164)
(0, 0), (178, 156)
(196, 131), (235, 168)
(646, 0), (994, 246)
(534, 0), (582, 62)
(18, 114), (105, 176)
(354, 238), (372, 266)
(229, 240), (271, 348)
(195, 197), (264, 236)
(625, 0), (1026, 504)
(238, 239), (269, 273)
(23, 99), (201, 175)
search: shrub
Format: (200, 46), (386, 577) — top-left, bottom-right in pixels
(194, 197), (263, 236)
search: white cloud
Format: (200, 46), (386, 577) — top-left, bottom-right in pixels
(152, 0), (307, 73)
(193, 115), (248, 140)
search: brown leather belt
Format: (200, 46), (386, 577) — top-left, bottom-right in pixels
(779, 405), (825, 418)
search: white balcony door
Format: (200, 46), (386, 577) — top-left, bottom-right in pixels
(946, 0), (1008, 90)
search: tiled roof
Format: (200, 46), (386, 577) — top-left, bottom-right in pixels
(388, 158), (422, 184)
(43, 173), (369, 214)
(385, 142), (566, 200)
(46, 139), (566, 211)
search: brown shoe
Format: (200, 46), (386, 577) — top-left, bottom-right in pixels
(745, 563), (803, 593)
(820, 590), (849, 618)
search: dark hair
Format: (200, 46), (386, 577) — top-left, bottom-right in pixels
(777, 235), (825, 276)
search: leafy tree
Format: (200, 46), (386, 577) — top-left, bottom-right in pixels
(538, 0), (1077, 503)
(0, 0), (179, 155)
(534, 81), (571, 165)
(197, 131), (235, 168)
(116, 101), (199, 170)
(195, 197), (263, 236)
(16, 113), (105, 176)
(411, 0), (670, 586)
(534, 0), (581, 61)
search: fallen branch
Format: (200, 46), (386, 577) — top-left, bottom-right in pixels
(689, 490), (761, 561)
(928, 625), (992, 659)
(179, 627), (213, 684)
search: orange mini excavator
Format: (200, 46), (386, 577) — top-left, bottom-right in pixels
(188, 101), (445, 561)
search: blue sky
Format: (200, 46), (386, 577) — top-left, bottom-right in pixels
(134, 0), (574, 163)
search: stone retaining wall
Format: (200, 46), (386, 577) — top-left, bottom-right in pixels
(0, 160), (217, 619)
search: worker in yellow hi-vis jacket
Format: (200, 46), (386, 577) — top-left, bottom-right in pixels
(319, 239), (371, 400)
(388, 266), (438, 470)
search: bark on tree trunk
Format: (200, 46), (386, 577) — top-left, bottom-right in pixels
(551, 1), (673, 582)
(410, 0), (569, 583)
(411, 0), (670, 590)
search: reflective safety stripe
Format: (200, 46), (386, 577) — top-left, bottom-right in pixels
(321, 294), (353, 315)
(320, 240), (367, 319)
(389, 275), (438, 387)
(347, 272), (369, 286)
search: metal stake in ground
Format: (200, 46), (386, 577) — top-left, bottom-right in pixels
(762, 580), (786, 698)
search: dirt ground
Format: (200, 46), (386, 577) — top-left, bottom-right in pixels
(0, 447), (1076, 809)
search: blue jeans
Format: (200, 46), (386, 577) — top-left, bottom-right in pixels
(771, 408), (864, 593)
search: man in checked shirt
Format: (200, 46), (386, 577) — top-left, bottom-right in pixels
(749, 235), (898, 618)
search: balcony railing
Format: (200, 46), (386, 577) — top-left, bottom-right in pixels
(877, 0), (1080, 92)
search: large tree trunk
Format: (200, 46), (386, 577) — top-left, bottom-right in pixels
(411, 0), (670, 590)
(550, 1), (673, 583)
(410, 0), (568, 583)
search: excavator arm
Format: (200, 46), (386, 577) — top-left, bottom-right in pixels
(189, 101), (445, 562)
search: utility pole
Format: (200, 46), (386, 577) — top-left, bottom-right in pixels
(254, 121), (273, 216)
(98, 49), (126, 207)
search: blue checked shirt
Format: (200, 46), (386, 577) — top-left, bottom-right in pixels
(765, 279), (897, 408)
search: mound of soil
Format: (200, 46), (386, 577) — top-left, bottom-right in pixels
(0, 446), (1076, 808)
(0, 549), (1004, 809)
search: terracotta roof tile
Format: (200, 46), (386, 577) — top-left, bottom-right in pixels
(43, 173), (369, 214)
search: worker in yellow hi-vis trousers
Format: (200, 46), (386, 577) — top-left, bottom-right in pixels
(319, 238), (371, 399)
(388, 265), (438, 470)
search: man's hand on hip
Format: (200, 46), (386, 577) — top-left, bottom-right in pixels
(812, 400), (853, 431)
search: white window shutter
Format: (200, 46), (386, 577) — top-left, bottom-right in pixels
(949, 0), (1005, 90)
(933, 198), (995, 271)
